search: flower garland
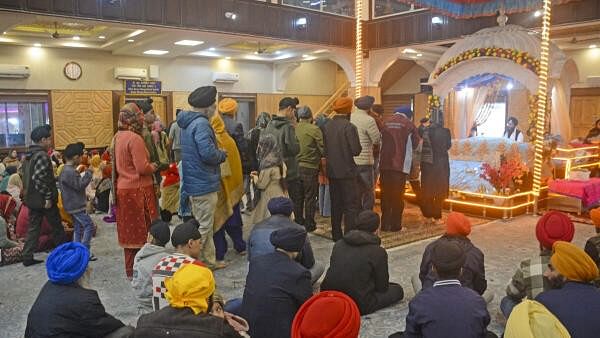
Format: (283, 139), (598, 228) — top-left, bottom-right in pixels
(427, 94), (441, 119)
(480, 157), (529, 195)
(433, 47), (541, 79)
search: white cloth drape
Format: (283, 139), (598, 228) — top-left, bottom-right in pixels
(551, 82), (571, 142)
(452, 87), (490, 138)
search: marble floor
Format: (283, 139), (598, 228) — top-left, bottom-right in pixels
(0, 212), (596, 338)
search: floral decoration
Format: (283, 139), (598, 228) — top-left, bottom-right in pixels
(480, 156), (529, 194)
(433, 47), (541, 79)
(427, 94), (441, 119)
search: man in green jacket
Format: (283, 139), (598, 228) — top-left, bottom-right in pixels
(295, 106), (324, 231)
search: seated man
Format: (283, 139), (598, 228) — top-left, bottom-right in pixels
(132, 220), (171, 313)
(248, 197), (324, 283)
(242, 227), (313, 338)
(535, 241), (600, 338)
(152, 220), (204, 311)
(419, 212), (486, 295)
(501, 211), (575, 318)
(26, 242), (133, 337)
(391, 240), (496, 338)
(292, 291), (361, 338)
(136, 264), (241, 337)
(321, 210), (404, 315)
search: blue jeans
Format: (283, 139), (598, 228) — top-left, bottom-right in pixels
(500, 296), (520, 319)
(213, 204), (246, 261)
(357, 165), (375, 210)
(71, 211), (95, 250)
(224, 298), (243, 316)
(319, 184), (331, 217)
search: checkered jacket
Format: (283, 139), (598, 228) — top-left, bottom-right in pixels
(23, 145), (56, 202)
(506, 252), (551, 301)
(151, 253), (203, 311)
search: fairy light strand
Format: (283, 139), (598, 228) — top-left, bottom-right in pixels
(355, 0), (363, 98)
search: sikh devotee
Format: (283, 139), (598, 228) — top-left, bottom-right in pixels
(291, 291), (361, 338)
(321, 210), (404, 315)
(503, 117), (524, 142)
(26, 242), (134, 338)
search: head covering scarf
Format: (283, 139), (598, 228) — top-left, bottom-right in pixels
(292, 291), (361, 338)
(446, 212), (472, 236)
(270, 227), (307, 252)
(165, 263), (215, 315)
(590, 207), (600, 228)
(218, 98), (238, 116)
(90, 154), (101, 169)
(536, 211), (574, 249)
(504, 299), (571, 338)
(256, 112), (271, 129)
(210, 113), (244, 231)
(0, 194), (16, 220)
(46, 242), (90, 285)
(257, 134), (283, 170)
(332, 97), (353, 114)
(118, 102), (145, 134)
(356, 210), (380, 233)
(551, 241), (599, 282)
(151, 120), (164, 144)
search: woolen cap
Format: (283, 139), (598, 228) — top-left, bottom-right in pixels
(292, 291), (361, 338)
(297, 106), (313, 120)
(63, 142), (85, 159)
(354, 95), (375, 110)
(171, 222), (202, 247)
(551, 241), (599, 282)
(332, 97), (353, 114)
(270, 227), (307, 252)
(536, 211), (574, 249)
(188, 86), (217, 108)
(218, 98), (238, 115)
(150, 219), (171, 247)
(356, 210), (380, 233)
(46, 242), (90, 285)
(267, 197), (294, 216)
(31, 125), (52, 143)
(137, 98), (154, 113)
(279, 97), (299, 110)
(446, 212), (471, 237)
(432, 239), (466, 273)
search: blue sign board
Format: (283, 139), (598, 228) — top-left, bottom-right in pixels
(124, 80), (162, 95)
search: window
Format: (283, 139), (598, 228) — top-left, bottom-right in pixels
(282, 0), (355, 17)
(0, 97), (50, 148)
(373, 0), (426, 18)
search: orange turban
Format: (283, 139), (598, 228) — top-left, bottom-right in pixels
(218, 98), (238, 115)
(292, 291), (360, 338)
(445, 212), (471, 236)
(551, 241), (599, 282)
(332, 97), (353, 114)
(590, 207), (600, 228)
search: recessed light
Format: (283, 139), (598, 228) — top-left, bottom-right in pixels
(254, 51), (259, 55)
(33, 43), (41, 47)
(129, 30), (145, 37)
(534, 10), (542, 17)
(506, 82), (514, 90)
(2, 31), (6, 35)
(589, 44), (598, 49)
(98, 35), (106, 39)
(302, 54), (310, 58)
(225, 12), (237, 20)
(0, 37), (12, 43)
(63, 42), (86, 48)
(274, 50), (282, 54)
(175, 40), (204, 46)
(410, 56), (418, 59)
(128, 39), (134, 42)
(403, 48), (418, 54)
(73, 35), (80, 40)
(313, 49), (328, 54)
(416, 53), (423, 57)
(225, 56), (231, 60)
(209, 47), (216, 51)
(144, 50), (169, 55)
(431, 16), (443, 24)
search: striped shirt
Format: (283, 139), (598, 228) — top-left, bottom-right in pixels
(433, 279), (462, 287)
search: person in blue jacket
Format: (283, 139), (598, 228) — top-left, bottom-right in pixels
(177, 86), (227, 268)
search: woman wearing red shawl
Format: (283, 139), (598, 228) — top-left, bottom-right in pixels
(112, 103), (158, 278)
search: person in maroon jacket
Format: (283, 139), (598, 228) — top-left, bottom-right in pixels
(379, 105), (420, 232)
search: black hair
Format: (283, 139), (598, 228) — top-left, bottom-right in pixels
(176, 108), (182, 116)
(434, 266), (462, 280)
(507, 117), (519, 126)
(160, 209), (173, 223)
(31, 125), (52, 143)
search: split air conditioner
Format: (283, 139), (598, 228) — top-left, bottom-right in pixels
(212, 72), (239, 83)
(0, 64), (31, 79)
(587, 76), (600, 85)
(114, 67), (148, 80)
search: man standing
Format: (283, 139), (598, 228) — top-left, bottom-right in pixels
(177, 86), (227, 268)
(323, 97), (362, 241)
(351, 96), (381, 210)
(262, 97), (302, 222)
(168, 109), (182, 163)
(295, 106), (324, 231)
(379, 105), (419, 232)
(22, 125), (65, 266)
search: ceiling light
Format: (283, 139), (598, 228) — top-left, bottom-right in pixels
(98, 35), (106, 39)
(225, 56), (231, 60)
(63, 42), (86, 48)
(208, 47), (216, 51)
(313, 49), (328, 54)
(73, 35), (80, 40)
(534, 10), (542, 17)
(410, 56), (418, 59)
(191, 51), (220, 57)
(175, 40), (204, 46)
(129, 29), (145, 37)
(506, 82), (514, 90)
(274, 50), (282, 54)
(416, 53), (423, 57)
(0, 37), (13, 43)
(589, 44), (598, 49)
(225, 12), (237, 20)
(403, 48), (418, 54)
(302, 54), (309, 58)
(2, 31), (6, 35)
(144, 50), (169, 55)
(128, 39), (134, 42)
(33, 43), (41, 47)
(431, 16), (443, 24)
(254, 51), (259, 55)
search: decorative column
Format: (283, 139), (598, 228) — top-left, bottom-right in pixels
(354, 0), (363, 98)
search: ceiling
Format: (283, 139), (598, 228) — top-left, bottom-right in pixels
(0, 12), (337, 63)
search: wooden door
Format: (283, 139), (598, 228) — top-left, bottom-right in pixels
(571, 96), (600, 139)
(149, 96), (167, 124)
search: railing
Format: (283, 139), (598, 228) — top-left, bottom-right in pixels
(315, 81), (350, 117)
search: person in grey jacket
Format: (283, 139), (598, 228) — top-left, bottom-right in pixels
(131, 220), (171, 314)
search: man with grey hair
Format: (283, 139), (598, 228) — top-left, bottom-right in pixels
(177, 86), (227, 269)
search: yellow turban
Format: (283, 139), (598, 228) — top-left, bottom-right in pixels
(218, 98), (238, 115)
(551, 241), (599, 283)
(590, 207), (600, 228)
(165, 264), (215, 315)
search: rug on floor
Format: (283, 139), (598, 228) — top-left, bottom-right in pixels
(313, 204), (490, 249)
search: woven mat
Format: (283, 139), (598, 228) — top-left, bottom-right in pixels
(313, 204), (490, 249)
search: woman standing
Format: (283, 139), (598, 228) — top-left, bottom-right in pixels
(112, 103), (158, 279)
(420, 122), (452, 225)
(245, 112), (271, 212)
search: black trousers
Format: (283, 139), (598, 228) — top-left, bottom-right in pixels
(329, 177), (360, 241)
(380, 170), (407, 232)
(23, 204), (66, 260)
(421, 193), (444, 219)
(298, 167), (319, 230)
(287, 178), (303, 225)
(363, 283), (404, 315)
(389, 330), (498, 338)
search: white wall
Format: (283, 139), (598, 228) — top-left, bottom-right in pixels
(383, 64), (430, 95)
(565, 48), (600, 83)
(0, 45), (339, 95)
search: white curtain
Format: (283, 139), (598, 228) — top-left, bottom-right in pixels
(551, 82), (571, 142)
(452, 86), (490, 138)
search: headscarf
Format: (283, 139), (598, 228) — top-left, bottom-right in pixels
(256, 112), (271, 129)
(165, 264), (215, 315)
(161, 162), (180, 188)
(90, 154), (101, 169)
(590, 207), (600, 228)
(118, 102), (145, 134)
(46, 242), (90, 285)
(218, 98), (238, 116)
(536, 211), (574, 249)
(151, 120), (164, 144)
(292, 291), (361, 338)
(211, 113), (244, 231)
(0, 194), (16, 220)
(551, 241), (599, 282)
(446, 212), (471, 236)
(257, 133), (283, 170)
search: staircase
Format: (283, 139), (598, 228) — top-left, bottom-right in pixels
(315, 81), (350, 117)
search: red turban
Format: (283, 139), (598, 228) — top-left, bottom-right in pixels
(536, 211), (574, 249)
(292, 291), (360, 338)
(446, 212), (471, 237)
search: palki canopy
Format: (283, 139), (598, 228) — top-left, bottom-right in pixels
(395, 0), (574, 18)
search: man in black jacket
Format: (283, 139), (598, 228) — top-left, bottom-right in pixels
(321, 210), (404, 315)
(322, 97), (362, 241)
(22, 125), (65, 266)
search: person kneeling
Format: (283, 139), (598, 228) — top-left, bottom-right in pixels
(26, 242), (133, 338)
(135, 264), (242, 337)
(321, 210), (404, 315)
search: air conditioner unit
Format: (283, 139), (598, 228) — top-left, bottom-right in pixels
(114, 67), (147, 80)
(0, 64), (30, 79)
(587, 76), (600, 85)
(212, 72), (239, 83)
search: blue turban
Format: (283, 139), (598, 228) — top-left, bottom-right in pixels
(394, 105), (413, 118)
(46, 242), (90, 285)
(270, 227), (307, 252)
(267, 197), (294, 216)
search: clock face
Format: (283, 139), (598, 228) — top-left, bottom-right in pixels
(64, 62), (82, 80)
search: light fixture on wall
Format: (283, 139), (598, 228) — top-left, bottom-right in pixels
(431, 16), (443, 24)
(73, 35), (80, 41)
(534, 10), (542, 17)
(98, 35), (106, 39)
(127, 39), (134, 42)
(589, 44), (598, 49)
(225, 12), (237, 20)
(506, 82), (514, 90)
(295, 17), (307, 29)
(209, 47), (216, 51)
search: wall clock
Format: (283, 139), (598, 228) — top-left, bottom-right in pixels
(64, 61), (82, 80)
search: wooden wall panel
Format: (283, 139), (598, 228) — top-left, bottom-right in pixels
(51, 90), (113, 149)
(571, 95), (600, 139)
(172, 91), (192, 121)
(256, 94), (329, 117)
